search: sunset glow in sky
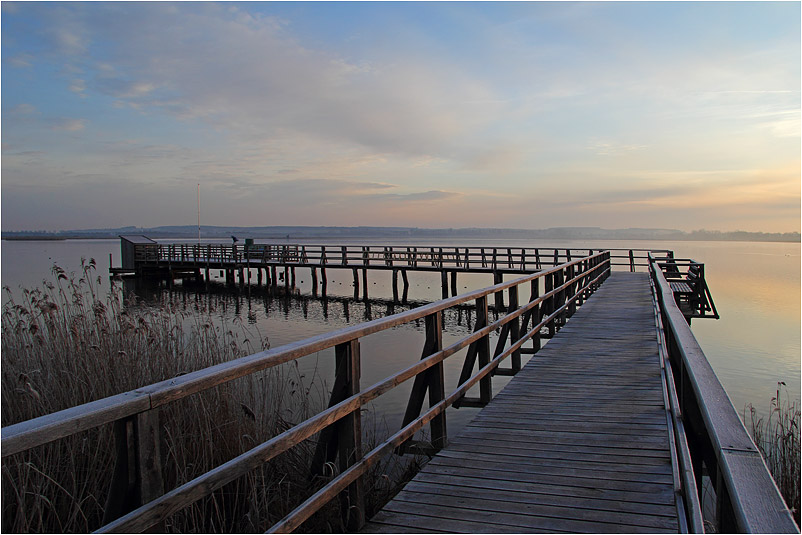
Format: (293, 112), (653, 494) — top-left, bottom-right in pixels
(2, 2), (800, 232)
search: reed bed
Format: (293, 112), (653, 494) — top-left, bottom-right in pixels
(744, 383), (801, 525)
(2, 260), (419, 532)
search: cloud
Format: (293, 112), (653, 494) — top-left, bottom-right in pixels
(589, 141), (647, 156)
(8, 103), (37, 115)
(6, 54), (34, 68)
(367, 190), (461, 203)
(50, 118), (86, 131)
(22, 3), (502, 161)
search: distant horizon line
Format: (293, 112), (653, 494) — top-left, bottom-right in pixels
(2, 224), (799, 243)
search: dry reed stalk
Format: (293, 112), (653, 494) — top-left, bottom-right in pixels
(745, 382), (800, 525)
(2, 260), (424, 533)
(1, 260), (325, 532)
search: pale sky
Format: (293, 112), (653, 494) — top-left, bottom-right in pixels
(2, 2), (800, 232)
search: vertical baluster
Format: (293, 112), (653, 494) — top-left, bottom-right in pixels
(509, 286), (521, 372)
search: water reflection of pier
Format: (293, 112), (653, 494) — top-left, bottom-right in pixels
(121, 277), (496, 334)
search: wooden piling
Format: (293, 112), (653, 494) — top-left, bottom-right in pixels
(493, 271), (504, 310)
(361, 268), (368, 300)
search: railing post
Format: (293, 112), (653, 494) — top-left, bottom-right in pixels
(400, 311), (446, 451)
(476, 297), (492, 403)
(556, 269), (566, 328)
(337, 340), (364, 531)
(508, 286), (521, 372)
(530, 278), (541, 352)
(309, 340), (364, 531)
(545, 272), (555, 337)
(567, 263), (577, 317)
(629, 249), (635, 272)
(102, 410), (164, 526)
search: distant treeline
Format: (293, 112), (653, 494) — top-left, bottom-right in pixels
(2, 225), (800, 243)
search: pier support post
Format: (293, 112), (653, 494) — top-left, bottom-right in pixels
(271, 266), (278, 288)
(441, 271), (448, 299)
(321, 268), (327, 295)
(361, 268), (368, 301)
(352, 268), (359, 300)
(311, 267), (318, 296)
(450, 271), (458, 297)
(392, 269), (399, 302)
(291, 267), (296, 287)
(493, 271), (504, 311)
(400, 270), (409, 303)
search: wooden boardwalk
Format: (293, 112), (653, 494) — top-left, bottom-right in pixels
(365, 272), (680, 534)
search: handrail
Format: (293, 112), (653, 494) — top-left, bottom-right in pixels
(130, 242), (669, 273)
(649, 254), (797, 533)
(4, 252), (611, 533)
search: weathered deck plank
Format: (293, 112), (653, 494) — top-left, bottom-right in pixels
(364, 272), (680, 533)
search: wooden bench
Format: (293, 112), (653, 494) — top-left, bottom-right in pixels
(668, 263), (702, 318)
(669, 263), (700, 294)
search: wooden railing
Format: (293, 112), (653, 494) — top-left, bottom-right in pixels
(133, 242), (668, 273)
(650, 254), (798, 533)
(3, 252), (611, 533)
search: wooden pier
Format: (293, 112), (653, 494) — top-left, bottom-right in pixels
(111, 237), (718, 321)
(366, 272), (683, 533)
(4, 247), (793, 533)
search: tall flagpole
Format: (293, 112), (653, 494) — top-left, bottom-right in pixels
(197, 183), (201, 245)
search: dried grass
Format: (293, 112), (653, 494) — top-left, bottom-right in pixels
(1, 259), (398, 532)
(744, 382), (801, 525)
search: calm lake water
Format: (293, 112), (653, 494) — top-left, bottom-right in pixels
(2, 237), (799, 431)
